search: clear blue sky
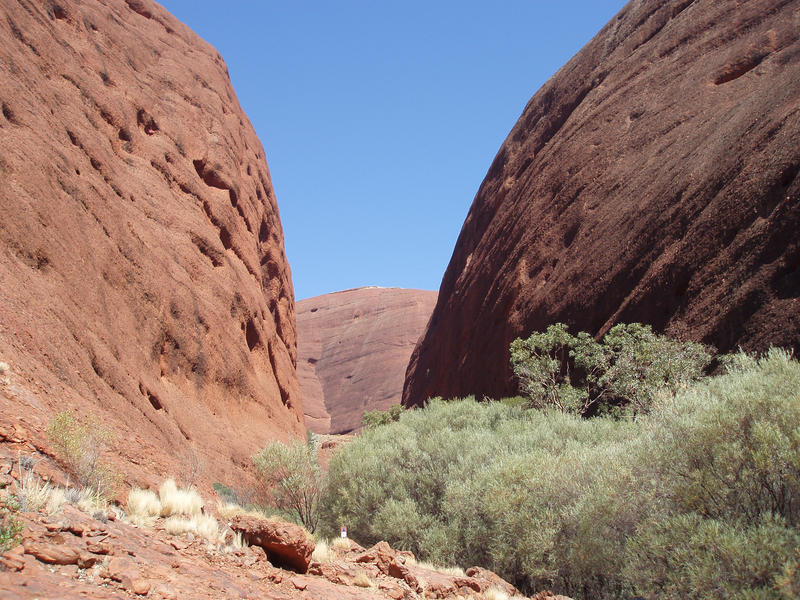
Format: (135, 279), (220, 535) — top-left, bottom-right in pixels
(158, 1), (627, 300)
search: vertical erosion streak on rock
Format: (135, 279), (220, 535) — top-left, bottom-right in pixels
(0, 0), (302, 490)
(403, 0), (800, 406)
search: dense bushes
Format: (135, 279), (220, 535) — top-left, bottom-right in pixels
(510, 322), (712, 415)
(320, 349), (800, 598)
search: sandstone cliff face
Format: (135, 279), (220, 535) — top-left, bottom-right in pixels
(404, 0), (800, 406)
(298, 288), (436, 434)
(0, 0), (302, 489)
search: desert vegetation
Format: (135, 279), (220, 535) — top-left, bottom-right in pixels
(46, 410), (119, 501)
(0, 496), (23, 553)
(252, 439), (325, 533)
(318, 346), (800, 599)
(362, 404), (404, 429)
(23, 329), (796, 598)
(510, 322), (712, 415)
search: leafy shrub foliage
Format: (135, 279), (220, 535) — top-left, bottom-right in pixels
(321, 349), (800, 598)
(509, 322), (712, 415)
(253, 440), (324, 532)
(361, 404), (404, 429)
(46, 411), (118, 499)
(0, 498), (23, 553)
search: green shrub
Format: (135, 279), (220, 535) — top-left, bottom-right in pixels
(0, 498), (23, 553)
(46, 411), (118, 499)
(252, 440), (324, 532)
(510, 322), (712, 415)
(361, 404), (404, 429)
(624, 513), (799, 599)
(779, 542), (800, 599)
(642, 348), (800, 524)
(320, 349), (800, 598)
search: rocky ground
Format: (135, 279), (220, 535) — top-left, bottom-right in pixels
(0, 441), (570, 600)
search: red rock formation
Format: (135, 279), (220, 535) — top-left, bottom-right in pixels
(0, 0), (302, 491)
(230, 514), (314, 573)
(298, 288), (436, 434)
(404, 0), (800, 406)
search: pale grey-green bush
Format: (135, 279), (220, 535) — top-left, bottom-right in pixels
(624, 513), (799, 599)
(321, 349), (800, 598)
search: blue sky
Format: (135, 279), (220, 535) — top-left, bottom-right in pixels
(158, 1), (627, 300)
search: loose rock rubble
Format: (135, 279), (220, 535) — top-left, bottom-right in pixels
(0, 452), (569, 599)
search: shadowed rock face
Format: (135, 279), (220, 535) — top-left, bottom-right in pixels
(0, 0), (302, 489)
(404, 0), (800, 406)
(298, 288), (436, 434)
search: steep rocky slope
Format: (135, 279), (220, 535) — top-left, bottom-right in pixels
(298, 288), (436, 434)
(0, 0), (302, 490)
(405, 0), (800, 405)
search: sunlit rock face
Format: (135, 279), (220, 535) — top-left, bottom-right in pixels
(404, 0), (800, 406)
(298, 288), (436, 433)
(0, 0), (302, 490)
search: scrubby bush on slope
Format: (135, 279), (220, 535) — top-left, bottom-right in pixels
(321, 349), (800, 599)
(46, 411), (119, 500)
(253, 439), (324, 533)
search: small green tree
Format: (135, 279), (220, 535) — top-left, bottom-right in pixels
(46, 411), (118, 499)
(361, 404), (404, 429)
(510, 322), (712, 416)
(510, 323), (607, 414)
(252, 440), (324, 532)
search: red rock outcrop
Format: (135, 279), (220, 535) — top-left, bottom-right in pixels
(298, 288), (436, 434)
(230, 514), (314, 573)
(0, 0), (302, 491)
(404, 0), (800, 406)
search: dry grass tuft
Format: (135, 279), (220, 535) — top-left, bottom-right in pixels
(413, 559), (465, 577)
(19, 471), (55, 513)
(484, 587), (511, 600)
(216, 501), (242, 520)
(312, 538), (332, 563)
(221, 530), (248, 553)
(352, 572), (373, 588)
(163, 514), (219, 541)
(126, 488), (161, 526)
(332, 536), (353, 550)
(216, 501), (264, 521)
(159, 478), (202, 517)
(74, 487), (108, 515)
(45, 487), (67, 514)
(230, 530), (248, 550)
(128, 488), (161, 517)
